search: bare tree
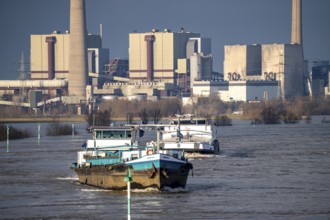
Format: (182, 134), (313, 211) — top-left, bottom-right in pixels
(148, 107), (162, 124)
(126, 112), (134, 124)
(86, 109), (112, 126)
(138, 108), (149, 124)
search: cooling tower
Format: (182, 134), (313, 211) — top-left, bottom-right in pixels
(68, 0), (88, 97)
(291, 0), (302, 45)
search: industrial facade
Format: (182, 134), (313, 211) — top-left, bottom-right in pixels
(192, 80), (278, 102)
(312, 63), (330, 96)
(129, 30), (200, 84)
(186, 38), (211, 58)
(262, 44), (304, 100)
(220, 0), (306, 101)
(105, 58), (129, 77)
(30, 33), (70, 80)
(224, 44), (262, 81)
(94, 81), (175, 98)
(88, 48), (109, 75)
(30, 32), (102, 80)
(189, 53), (213, 95)
(223, 43), (304, 100)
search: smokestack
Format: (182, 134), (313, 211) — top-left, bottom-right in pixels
(291, 0), (302, 45)
(145, 35), (155, 82)
(68, 0), (88, 97)
(100, 23), (103, 39)
(46, 36), (56, 79)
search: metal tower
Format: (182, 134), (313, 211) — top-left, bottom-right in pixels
(18, 52), (27, 104)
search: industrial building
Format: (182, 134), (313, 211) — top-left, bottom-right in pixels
(93, 81), (175, 99)
(129, 29), (198, 84)
(192, 80), (278, 102)
(88, 48), (109, 75)
(105, 58), (129, 77)
(224, 44), (262, 81)
(30, 32), (105, 81)
(311, 61), (330, 97)
(262, 43), (304, 100)
(0, 31), (109, 102)
(189, 53), (213, 94)
(1, 0), (326, 111)
(221, 42), (304, 100)
(128, 29), (212, 96)
(0, 0), (110, 109)
(218, 0), (306, 101)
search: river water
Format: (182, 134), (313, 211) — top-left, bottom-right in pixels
(0, 117), (330, 219)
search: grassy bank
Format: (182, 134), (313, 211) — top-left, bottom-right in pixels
(0, 116), (86, 123)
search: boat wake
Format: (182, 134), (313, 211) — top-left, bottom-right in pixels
(214, 154), (226, 158)
(160, 186), (189, 193)
(131, 187), (160, 193)
(130, 187), (189, 193)
(185, 153), (215, 159)
(80, 188), (111, 192)
(56, 176), (79, 181)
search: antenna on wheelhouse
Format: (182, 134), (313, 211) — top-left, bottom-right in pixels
(175, 114), (184, 141)
(156, 127), (160, 153)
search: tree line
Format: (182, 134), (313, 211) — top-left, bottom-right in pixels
(1, 96), (330, 126)
(85, 96), (330, 126)
(1, 96), (330, 140)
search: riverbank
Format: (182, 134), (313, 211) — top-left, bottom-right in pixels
(0, 114), (246, 123)
(0, 116), (86, 123)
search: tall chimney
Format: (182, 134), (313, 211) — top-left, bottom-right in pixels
(291, 0), (302, 45)
(145, 35), (155, 82)
(45, 36), (56, 79)
(68, 0), (88, 97)
(100, 23), (103, 39)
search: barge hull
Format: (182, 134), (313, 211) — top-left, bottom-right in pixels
(74, 164), (191, 190)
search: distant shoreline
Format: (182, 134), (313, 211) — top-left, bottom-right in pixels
(0, 114), (245, 123)
(0, 116), (86, 123)
(0, 116), (138, 123)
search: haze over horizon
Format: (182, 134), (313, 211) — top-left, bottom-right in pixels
(0, 0), (329, 80)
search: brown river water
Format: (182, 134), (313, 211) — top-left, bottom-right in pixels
(0, 116), (329, 219)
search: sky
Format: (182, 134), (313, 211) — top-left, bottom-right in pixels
(0, 0), (329, 80)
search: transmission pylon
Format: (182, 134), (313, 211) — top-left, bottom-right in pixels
(18, 52), (28, 104)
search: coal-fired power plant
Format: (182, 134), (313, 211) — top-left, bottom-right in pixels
(1, 0), (328, 109)
(291, 0), (302, 45)
(68, 0), (88, 98)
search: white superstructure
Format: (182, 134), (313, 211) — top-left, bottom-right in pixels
(157, 114), (220, 154)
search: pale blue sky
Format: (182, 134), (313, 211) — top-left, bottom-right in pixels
(0, 0), (329, 79)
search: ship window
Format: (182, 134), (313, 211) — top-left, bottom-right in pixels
(95, 130), (132, 139)
(96, 131), (102, 138)
(131, 154), (138, 160)
(173, 119), (206, 125)
(102, 131), (113, 138)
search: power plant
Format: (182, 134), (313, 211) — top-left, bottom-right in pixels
(0, 0), (106, 110)
(128, 29), (211, 96)
(221, 0), (305, 101)
(0, 0), (328, 110)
